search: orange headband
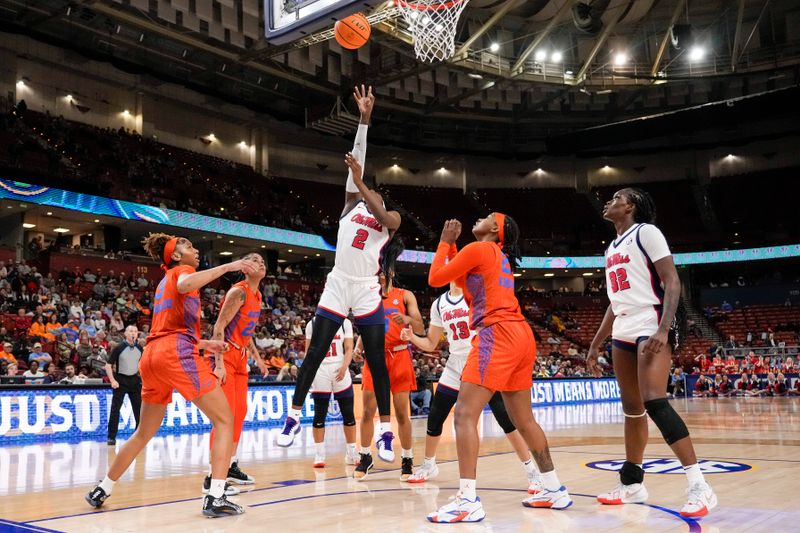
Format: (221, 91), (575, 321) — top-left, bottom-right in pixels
(162, 237), (178, 271)
(494, 212), (505, 247)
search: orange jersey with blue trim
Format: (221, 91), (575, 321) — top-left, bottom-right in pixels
(148, 264), (201, 343)
(428, 241), (523, 329)
(383, 287), (408, 348)
(222, 280), (262, 350)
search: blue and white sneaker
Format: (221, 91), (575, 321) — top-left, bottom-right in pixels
(522, 485), (573, 510)
(276, 416), (301, 447)
(427, 493), (486, 523)
(376, 431), (395, 462)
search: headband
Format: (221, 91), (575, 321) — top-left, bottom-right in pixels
(494, 212), (505, 248)
(161, 237), (178, 271)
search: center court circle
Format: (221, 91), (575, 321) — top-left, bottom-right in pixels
(585, 458), (752, 474)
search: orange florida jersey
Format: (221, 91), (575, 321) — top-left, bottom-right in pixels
(148, 265), (201, 343)
(383, 287), (408, 348)
(428, 241), (523, 329)
(222, 281), (262, 350)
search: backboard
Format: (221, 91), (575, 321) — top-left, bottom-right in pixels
(265, 0), (385, 45)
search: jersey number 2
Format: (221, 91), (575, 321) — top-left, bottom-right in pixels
(351, 229), (368, 250)
(609, 267), (631, 293)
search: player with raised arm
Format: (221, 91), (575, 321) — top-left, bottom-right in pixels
(277, 86), (400, 467)
(588, 188), (717, 517)
(202, 252), (268, 494)
(425, 215), (571, 523)
(400, 281), (542, 493)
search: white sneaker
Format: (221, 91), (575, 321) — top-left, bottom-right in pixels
(522, 485), (573, 510)
(408, 462), (439, 484)
(526, 469), (542, 495)
(680, 483), (717, 517)
(276, 416), (301, 447)
(597, 483), (649, 505)
(344, 448), (359, 465)
(376, 431), (395, 463)
(427, 493), (486, 523)
(313, 453), (326, 468)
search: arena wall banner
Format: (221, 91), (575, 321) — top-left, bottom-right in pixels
(2, 179), (799, 268)
(0, 378), (621, 445)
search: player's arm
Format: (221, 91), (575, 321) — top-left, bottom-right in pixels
(212, 287), (245, 342)
(176, 258), (257, 295)
(343, 85), (375, 207)
(429, 222), (484, 287)
(353, 335), (364, 362)
(344, 152), (401, 232)
(403, 290), (425, 336)
(637, 225), (679, 357)
(401, 323), (443, 353)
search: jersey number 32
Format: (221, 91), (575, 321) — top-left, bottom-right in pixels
(608, 267), (631, 293)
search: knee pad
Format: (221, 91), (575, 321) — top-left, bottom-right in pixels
(487, 393), (517, 434)
(619, 460), (645, 485)
(427, 390), (457, 437)
(337, 396), (356, 426)
(644, 398), (689, 445)
(312, 397), (330, 429)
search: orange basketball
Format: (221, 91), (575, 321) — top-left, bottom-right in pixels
(334, 13), (371, 50)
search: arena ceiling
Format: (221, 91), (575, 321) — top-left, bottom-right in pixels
(1, 0), (800, 155)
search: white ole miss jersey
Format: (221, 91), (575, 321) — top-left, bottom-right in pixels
(430, 291), (474, 362)
(306, 318), (353, 365)
(605, 223), (672, 318)
(334, 200), (390, 278)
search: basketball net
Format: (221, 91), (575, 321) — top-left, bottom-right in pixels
(396, 0), (469, 63)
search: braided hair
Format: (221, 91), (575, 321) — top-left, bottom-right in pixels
(622, 188), (657, 224)
(500, 215), (522, 273)
(141, 232), (177, 265)
(380, 234), (405, 285)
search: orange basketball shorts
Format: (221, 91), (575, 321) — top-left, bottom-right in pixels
(140, 335), (218, 404)
(361, 348), (417, 393)
(461, 320), (536, 392)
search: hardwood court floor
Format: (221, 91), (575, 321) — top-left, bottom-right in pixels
(2, 397), (799, 532)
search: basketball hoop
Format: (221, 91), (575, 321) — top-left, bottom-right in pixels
(396, 0), (469, 63)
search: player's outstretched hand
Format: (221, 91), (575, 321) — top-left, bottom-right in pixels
(345, 152), (363, 179)
(440, 219), (462, 244)
(230, 257), (259, 276)
(354, 84), (375, 120)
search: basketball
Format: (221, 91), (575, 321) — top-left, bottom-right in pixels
(334, 13), (370, 50)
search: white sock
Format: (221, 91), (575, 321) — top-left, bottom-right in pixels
(424, 456), (436, 467)
(315, 442), (325, 456)
(459, 478), (477, 500)
(359, 446), (371, 455)
(684, 464), (705, 487)
(523, 458), (538, 475)
(289, 407), (302, 419)
(540, 470), (561, 491)
(346, 443), (357, 453)
(209, 479), (226, 498)
(401, 448), (413, 459)
(99, 476), (115, 495)
(379, 422), (391, 435)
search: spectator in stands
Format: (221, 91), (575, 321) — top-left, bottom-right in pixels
(109, 312), (124, 332)
(79, 316), (97, 338)
(83, 269), (97, 283)
(75, 330), (94, 366)
(5, 362), (18, 377)
(765, 332), (778, 350)
(782, 357), (795, 373)
(711, 354), (725, 374)
(59, 363), (82, 384)
(23, 360), (45, 379)
(55, 332), (72, 363)
(0, 341), (15, 364)
(28, 314), (50, 342)
(694, 354), (711, 374)
(410, 366), (432, 415)
(42, 363), (60, 384)
(277, 364), (298, 382)
(46, 314), (63, 339)
(720, 300), (733, 313)
(670, 368), (685, 397)
(725, 354), (738, 374)
(69, 299), (84, 320)
(14, 308), (32, 338)
(28, 342), (52, 366)
(724, 335), (738, 350)
(694, 374), (713, 397)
